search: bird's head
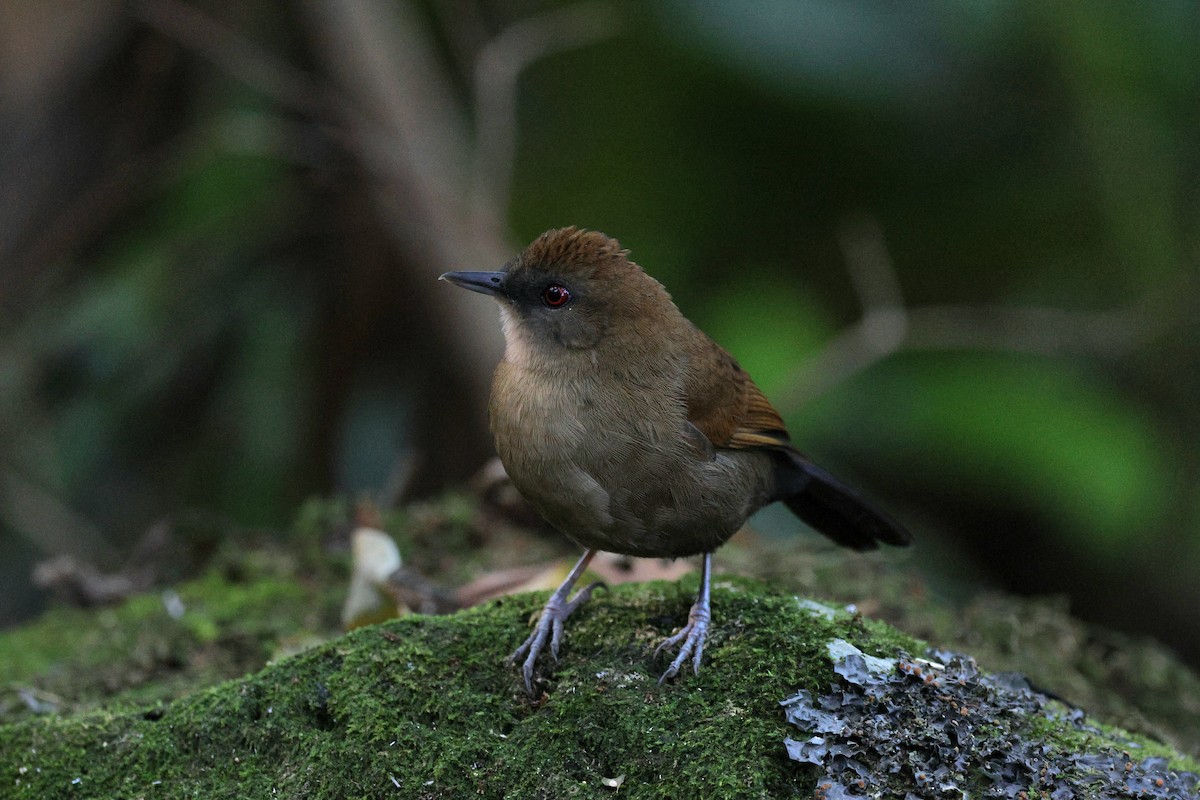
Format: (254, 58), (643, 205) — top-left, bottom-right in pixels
(440, 228), (675, 360)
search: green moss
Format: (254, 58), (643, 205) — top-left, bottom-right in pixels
(3, 580), (1194, 799)
(0, 549), (342, 721)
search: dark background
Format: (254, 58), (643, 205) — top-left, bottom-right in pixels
(2, 1), (1197, 668)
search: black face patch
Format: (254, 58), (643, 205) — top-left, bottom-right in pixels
(501, 266), (603, 349)
(502, 267), (577, 311)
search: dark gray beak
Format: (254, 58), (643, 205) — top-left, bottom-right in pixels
(438, 270), (507, 298)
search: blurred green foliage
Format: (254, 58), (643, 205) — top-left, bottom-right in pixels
(798, 353), (1174, 550)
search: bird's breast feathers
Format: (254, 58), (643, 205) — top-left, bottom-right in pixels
(489, 357), (771, 555)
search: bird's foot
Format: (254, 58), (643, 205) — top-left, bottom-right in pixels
(509, 579), (604, 695)
(655, 595), (711, 684)
(656, 552), (714, 684)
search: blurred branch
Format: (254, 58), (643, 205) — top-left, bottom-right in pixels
(136, 0), (504, 394)
(469, 2), (621, 227)
(0, 2), (130, 313)
(299, 0), (505, 394)
(428, 0), (490, 82)
(835, 214), (908, 356)
(135, 0), (329, 118)
(778, 215), (1177, 409)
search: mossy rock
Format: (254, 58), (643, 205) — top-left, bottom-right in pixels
(3, 577), (1197, 799)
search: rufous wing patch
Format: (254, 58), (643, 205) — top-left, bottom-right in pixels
(685, 336), (791, 450)
(726, 378), (791, 448)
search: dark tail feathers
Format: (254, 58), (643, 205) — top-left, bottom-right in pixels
(774, 451), (912, 551)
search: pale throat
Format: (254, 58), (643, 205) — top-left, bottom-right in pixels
(498, 304), (602, 375)
(498, 305), (542, 370)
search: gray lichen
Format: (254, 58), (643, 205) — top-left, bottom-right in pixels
(783, 641), (1200, 798)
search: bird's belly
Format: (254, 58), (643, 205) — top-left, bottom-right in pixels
(503, 430), (773, 558)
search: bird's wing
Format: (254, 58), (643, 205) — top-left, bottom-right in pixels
(728, 378), (792, 448)
(683, 330), (791, 450)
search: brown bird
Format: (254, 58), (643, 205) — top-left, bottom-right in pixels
(440, 227), (911, 695)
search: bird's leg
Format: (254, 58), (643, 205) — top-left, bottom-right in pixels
(655, 552), (713, 683)
(509, 548), (604, 695)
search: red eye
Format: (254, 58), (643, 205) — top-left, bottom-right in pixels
(542, 284), (571, 307)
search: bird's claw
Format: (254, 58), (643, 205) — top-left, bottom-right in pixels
(509, 580), (605, 695)
(656, 599), (711, 684)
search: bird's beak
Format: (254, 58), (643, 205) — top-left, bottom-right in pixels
(438, 270), (507, 298)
